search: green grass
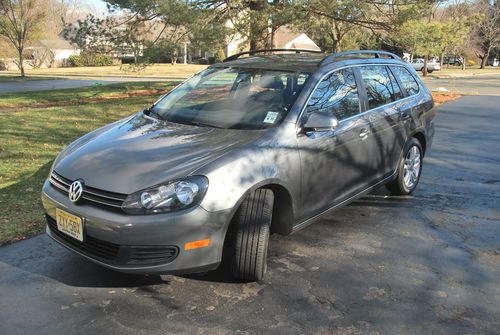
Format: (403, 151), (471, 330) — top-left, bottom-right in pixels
(0, 82), (175, 245)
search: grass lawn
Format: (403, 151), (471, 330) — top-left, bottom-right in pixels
(0, 82), (176, 245)
(420, 66), (500, 78)
(1, 63), (207, 80)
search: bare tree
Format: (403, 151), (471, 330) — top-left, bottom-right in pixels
(0, 0), (47, 76)
(473, 1), (500, 68)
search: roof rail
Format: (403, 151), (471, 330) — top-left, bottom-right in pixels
(321, 50), (400, 65)
(223, 48), (323, 62)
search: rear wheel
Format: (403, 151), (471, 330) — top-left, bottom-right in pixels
(229, 189), (274, 282)
(386, 138), (423, 195)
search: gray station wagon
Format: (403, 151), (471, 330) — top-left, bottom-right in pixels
(42, 49), (435, 281)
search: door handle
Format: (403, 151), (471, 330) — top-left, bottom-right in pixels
(359, 129), (369, 139)
(401, 112), (410, 121)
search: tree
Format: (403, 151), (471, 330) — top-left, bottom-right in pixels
(0, 0), (47, 76)
(472, 1), (500, 68)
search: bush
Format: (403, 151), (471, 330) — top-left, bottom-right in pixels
(92, 54), (113, 66)
(467, 59), (476, 67)
(0, 60), (7, 71)
(67, 55), (84, 67)
(215, 49), (226, 63)
(66, 53), (113, 67)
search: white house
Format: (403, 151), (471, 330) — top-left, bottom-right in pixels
(25, 38), (80, 68)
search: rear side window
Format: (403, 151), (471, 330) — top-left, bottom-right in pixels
(359, 65), (397, 110)
(305, 68), (360, 120)
(386, 67), (404, 100)
(390, 66), (420, 96)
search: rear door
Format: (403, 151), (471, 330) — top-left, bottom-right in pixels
(356, 65), (406, 179)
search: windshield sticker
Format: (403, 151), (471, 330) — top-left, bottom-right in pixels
(263, 112), (279, 124)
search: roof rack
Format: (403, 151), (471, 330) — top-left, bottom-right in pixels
(223, 48), (323, 62)
(321, 50), (400, 65)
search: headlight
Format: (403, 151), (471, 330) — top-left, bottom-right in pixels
(121, 176), (208, 214)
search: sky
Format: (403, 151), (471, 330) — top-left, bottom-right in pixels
(84, 0), (109, 15)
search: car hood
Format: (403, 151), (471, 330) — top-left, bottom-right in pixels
(54, 112), (264, 194)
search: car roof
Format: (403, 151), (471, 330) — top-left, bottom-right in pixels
(212, 50), (405, 73)
(212, 54), (326, 73)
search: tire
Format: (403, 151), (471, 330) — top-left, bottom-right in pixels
(386, 138), (423, 195)
(229, 188), (274, 282)
(428, 69), (434, 73)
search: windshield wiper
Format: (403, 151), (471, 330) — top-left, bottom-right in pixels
(175, 119), (225, 129)
(143, 108), (165, 121)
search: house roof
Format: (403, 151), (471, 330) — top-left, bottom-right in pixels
(273, 27), (321, 51)
(32, 39), (76, 50)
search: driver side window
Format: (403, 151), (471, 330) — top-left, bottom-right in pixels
(305, 68), (360, 121)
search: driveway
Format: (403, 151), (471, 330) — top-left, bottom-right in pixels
(0, 96), (499, 334)
(423, 74), (500, 95)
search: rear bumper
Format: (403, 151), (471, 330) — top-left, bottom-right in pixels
(41, 179), (233, 274)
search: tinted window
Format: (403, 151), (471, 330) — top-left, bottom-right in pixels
(390, 66), (420, 96)
(359, 65), (395, 109)
(387, 67), (404, 100)
(305, 68), (360, 120)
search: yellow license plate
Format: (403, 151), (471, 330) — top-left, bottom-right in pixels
(55, 208), (84, 242)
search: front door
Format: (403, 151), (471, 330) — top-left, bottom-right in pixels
(296, 67), (373, 221)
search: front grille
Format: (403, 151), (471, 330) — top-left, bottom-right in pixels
(49, 171), (127, 211)
(47, 215), (119, 261)
(47, 216), (179, 266)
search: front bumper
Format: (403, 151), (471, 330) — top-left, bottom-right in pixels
(41, 179), (233, 274)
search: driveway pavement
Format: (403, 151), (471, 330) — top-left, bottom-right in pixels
(423, 74), (500, 95)
(0, 96), (499, 334)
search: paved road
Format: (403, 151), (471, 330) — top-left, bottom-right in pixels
(0, 77), (182, 94)
(423, 74), (500, 95)
(1, 96), (499, 334)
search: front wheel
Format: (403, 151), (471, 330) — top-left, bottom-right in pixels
(386, 138), (423, 195)
(228, 189), (274, 282)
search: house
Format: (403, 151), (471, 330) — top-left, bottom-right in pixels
(271, 26), (321, 51)
(223, 26), (320, 60)
(25, 39), (80, 68)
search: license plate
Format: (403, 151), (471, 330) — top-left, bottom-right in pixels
(55, 208), (84, 242)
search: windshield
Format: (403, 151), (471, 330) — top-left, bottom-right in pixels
(150, 67), (310, 129)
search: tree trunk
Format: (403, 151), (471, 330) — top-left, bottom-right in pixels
(423, 55), (429, 77)
(480, 54), (489, 69)
(439, 52), (444, 68)
(18, 47), (25, 77)
(248, 0), (266, 51)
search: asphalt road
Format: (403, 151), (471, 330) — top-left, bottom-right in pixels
(0, 77), (183, 94)
(423, 74), (500, 95)
(0, 95), (499, 334)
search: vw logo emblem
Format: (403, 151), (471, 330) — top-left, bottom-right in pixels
(68, 180), (83, 202)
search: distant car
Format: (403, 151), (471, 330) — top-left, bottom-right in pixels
(410, 58), (440, 73)
(443, 56), (463, 66)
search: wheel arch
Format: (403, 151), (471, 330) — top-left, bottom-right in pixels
(411, 131), (427, 156)
(223, 180), (295, 244)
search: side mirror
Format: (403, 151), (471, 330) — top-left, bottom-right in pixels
(303, 112), (339, 132)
